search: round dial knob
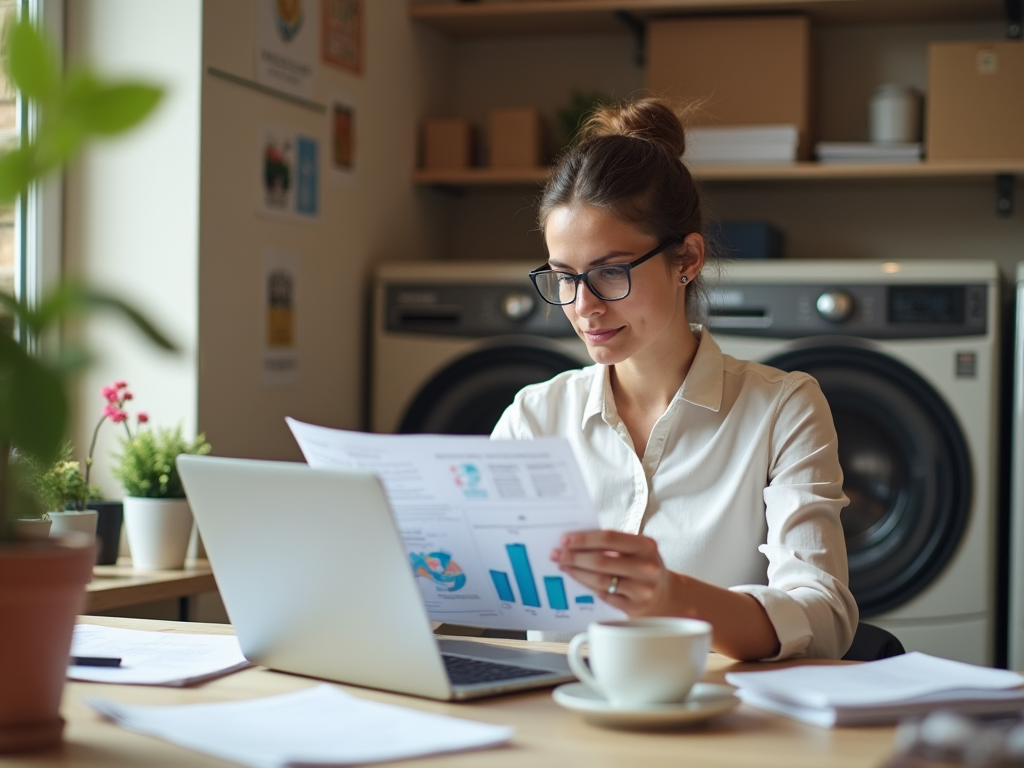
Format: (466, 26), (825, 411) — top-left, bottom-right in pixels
(816, 290), (854, 323)
(500, 290), (536, 322)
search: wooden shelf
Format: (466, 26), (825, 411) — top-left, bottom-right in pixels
(414, 160), (1024, 188)
(410, 0), (1005, 37)
(413, 166), (551, 186)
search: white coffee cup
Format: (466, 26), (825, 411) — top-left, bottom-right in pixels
(567, 618), (712, 708)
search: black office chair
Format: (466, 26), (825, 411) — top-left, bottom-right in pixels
(842, 622), (905, 661)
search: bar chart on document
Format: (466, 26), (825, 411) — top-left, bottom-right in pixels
(285, 419), (624, 632)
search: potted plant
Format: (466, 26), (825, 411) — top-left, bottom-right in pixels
(113, 424), (210, 571)
(29, 444), (101, 539)
(0, 19), (172, 753)
(81, 380), (149, 565)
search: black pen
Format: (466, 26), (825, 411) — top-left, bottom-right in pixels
(71, 655), (122, 667)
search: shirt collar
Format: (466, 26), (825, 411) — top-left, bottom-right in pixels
(580, 325), (724, 430)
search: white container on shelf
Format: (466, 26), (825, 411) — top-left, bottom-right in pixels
(870, 83), (921, 144)
(123, 497), (194, 570)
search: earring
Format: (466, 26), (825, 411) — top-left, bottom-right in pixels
(679, 275), (688, 284)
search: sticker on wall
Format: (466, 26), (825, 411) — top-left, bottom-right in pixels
(330, 94), (356, 186)
(262, 249), (299, 389)
(256, 0), (319, 98)
(322, 0), (362, 75)
(260, 124), (320, 220)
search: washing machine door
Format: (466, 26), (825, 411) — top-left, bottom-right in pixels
(766, 344), (972, 617)
(398, 344), (583, 435)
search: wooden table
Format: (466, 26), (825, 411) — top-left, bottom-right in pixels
(86, 559), (217, 616)
(36, 616), (899, 768)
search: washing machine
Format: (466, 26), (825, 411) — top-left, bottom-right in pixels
(372, 262), (590, 435)
(709, 260), (1000, 665)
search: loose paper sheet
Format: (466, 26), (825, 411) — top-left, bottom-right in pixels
(88, 684), (512, 768)
(69, 624), (250, 686)
(287, 419), (624, 632)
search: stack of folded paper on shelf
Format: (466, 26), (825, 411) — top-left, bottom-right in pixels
(815, 141), (923, 164)
(685, 125), (799, 164)
(725, 652), (1024, 727)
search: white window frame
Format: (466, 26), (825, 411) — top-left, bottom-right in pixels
(17, 0), (63, 311)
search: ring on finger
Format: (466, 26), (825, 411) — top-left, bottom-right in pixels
(607, 575), (620, 595)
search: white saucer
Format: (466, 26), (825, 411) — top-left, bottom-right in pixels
(552, 682), (739, 729)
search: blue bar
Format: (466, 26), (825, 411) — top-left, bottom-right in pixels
(490, 570), (515, 603)
(544, 576), (569, 611)
(575, 595), (595, 604)
(506, 544), (541, 608)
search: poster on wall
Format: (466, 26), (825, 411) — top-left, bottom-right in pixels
(256, 0), (319, 98)
(262, 249), (299, 389)
(330, 94), (356, 185)
(259, 124), (320, 220)
(322, 0), (362, 75)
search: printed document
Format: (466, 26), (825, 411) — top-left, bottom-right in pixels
(69, 624), (250, 686)
(88, 684), (513, 767)
(287, 418), (623, 631)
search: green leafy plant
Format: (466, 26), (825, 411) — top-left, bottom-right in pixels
(27, 443), (100, 512)
(112, 425), (211, 499)
(554, 90), (611, 152)
(0, 18), (174, 540)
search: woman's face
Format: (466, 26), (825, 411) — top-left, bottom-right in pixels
(543, 204), (694, 367)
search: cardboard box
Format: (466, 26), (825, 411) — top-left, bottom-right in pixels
(646, 15), (812, 160)
(488, 108), (544, 168)
(926, 40), (1024, 160)
(422, 119), (474, 169)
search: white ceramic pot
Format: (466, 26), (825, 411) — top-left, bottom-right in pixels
(13, 518), (52, 540)
(47, 510), (99, 540)
(122, 497), (194, 570)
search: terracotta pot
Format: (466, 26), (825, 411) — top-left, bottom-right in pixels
(0, 535), (95, 752)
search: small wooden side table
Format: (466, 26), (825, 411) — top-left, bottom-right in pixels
(86, 558), (217, 620)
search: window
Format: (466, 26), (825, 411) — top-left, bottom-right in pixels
(0, 0), (19, 299)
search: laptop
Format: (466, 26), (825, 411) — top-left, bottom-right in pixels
(177, 454), (575, 700)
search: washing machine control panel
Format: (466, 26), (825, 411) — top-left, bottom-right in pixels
(385, 284), (574, 337)
(709, 283), (988, 339)
(500, 290), (536, 322)
(816, 290), (854, 323)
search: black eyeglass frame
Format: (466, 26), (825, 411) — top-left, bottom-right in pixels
(528, 236), (684, 306)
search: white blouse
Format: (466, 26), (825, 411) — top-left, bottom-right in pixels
(491, 327), (858, 660)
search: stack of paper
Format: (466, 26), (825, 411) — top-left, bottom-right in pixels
(87, 684), (513, 768)
(69, 624), (251, 686)
(686, 125), (799, 164)
(815, 141), (923, 164)
(726, 653), (1024, 727)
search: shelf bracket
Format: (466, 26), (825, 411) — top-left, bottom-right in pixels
(997, 174), (1015, 217)
(615, 11), (646, 67)
(1008, 0), (1023, 39)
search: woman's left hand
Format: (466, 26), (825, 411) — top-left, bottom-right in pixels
(551, 530), (681, 616)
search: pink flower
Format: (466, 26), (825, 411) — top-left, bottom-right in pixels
(102, 385), (118, 402)
(122, 392), (133, 401)
(114, 380), (127, 389)
(103, 404), (127, 423)
(137, 412), (149, 424)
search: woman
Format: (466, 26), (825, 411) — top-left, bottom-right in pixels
(491, 98), (857, 661)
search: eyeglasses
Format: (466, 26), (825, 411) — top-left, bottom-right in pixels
(529, 236), (682, 306)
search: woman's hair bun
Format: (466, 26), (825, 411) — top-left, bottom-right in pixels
(582, 97), (688, 158)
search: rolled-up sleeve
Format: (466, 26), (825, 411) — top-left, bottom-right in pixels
(731, 374), (858, 661)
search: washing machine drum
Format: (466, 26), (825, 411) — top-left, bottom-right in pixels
(766, 345), (972, 617)
(398, 345), (583, 436)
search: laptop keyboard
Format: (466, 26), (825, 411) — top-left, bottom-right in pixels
(441, 654), (550, 686)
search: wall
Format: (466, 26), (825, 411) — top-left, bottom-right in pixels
(197, 0), (452, 461)
(64, 0), (203, 498)
(66, 0), (452, 490)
